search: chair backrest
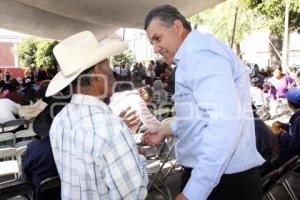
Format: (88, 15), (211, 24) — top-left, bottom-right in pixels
(0, 147), (17, 161)
(2, 119), (28, 132)
(278, 156), (300, 174)
(0, 132), (15, 148)
(265, 183), (293, 200)
(0, 181), (34, 200)
(15, 129), (36, 143)
(16, 146), (27, 176)
(282, 172), (300, 199)
(36, 176), (61, 199)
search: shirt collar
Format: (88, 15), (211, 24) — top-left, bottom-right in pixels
(174, 30), (196, 65)
(71, 94), (110, 112)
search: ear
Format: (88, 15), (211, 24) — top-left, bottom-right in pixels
(173, 20), (184, 35)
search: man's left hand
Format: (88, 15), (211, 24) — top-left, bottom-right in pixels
(175, 193), (188, 200)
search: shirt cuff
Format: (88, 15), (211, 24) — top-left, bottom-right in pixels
(183, 176), (211, 200)
(170, 121), (178, 138)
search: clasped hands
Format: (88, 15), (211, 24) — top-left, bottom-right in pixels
(119, 107), (171, 146)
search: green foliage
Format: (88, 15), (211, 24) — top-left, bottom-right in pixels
(35, 40), (58, 68)
(111, 51), (133, 66)
(17, 38), (37, 68)
(240, 0), (300, 35)
(189, 0), (256, 46)
(17, 37), (58, 68)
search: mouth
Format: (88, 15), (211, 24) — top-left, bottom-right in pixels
(160, 49), (168, 58)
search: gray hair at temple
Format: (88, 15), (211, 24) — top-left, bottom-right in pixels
(144, 4), (192, 32)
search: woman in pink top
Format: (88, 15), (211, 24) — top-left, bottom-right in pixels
(109, 85), (161, 134)
(268, 65), (295, 116)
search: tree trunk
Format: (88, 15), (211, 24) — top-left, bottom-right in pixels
(269, 33), (283, 67)
(236, 42), (242, 59)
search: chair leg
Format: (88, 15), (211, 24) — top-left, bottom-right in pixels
(162, 161), (177, 181)
(282, 180), (297, 200)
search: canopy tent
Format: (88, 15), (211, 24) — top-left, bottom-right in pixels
(0, 0), (224, 40)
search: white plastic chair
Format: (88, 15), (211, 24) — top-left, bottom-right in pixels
(0, 132), (15, 149)
(16, 146), (27, 177)
(14, 129), (36, 147)
(0, 148), (19, 184)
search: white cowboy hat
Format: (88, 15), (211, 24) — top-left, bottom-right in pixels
(46, 31), (127, 97)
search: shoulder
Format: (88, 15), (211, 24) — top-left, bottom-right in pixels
(26, 139), (42, 154)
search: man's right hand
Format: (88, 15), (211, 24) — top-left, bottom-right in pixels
(142, 124), (173, 146)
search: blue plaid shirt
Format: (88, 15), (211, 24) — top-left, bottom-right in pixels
(50, 94), (148, 200)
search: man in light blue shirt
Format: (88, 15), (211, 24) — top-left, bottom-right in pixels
(143, 5), (265, 200)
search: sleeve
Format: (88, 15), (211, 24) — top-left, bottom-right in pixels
(286, 117), (300, 153)
(21, 143), (34, 182)
(170, 121), (177, 138)
(287, 75), (296, 88)
(9, 99), (21, 115)
(134, 95), (161, 132)
(103, 124), (148, 200)
(181, 55), (244, 200)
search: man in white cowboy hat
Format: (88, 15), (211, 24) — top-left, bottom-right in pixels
(46, 31), (148, 199)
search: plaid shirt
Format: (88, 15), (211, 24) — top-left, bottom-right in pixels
(50, 94), (148, 200)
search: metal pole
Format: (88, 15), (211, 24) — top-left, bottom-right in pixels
(122, 28), (126, 42)
(282, 0), (290, 72)
(230, 7), (238, 48)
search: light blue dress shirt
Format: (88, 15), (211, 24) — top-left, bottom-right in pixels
(170, 30), (265, 200)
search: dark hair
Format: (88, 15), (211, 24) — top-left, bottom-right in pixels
(3, 83), (16, 92)
(288, 100), (300, 109)
(144, 4), (191, 32)
(72, 66), (95, 88)
(0, 80), (5, 88)
(296, 70), (300, 80)
(72, 60), (108, 89)
(142, 86), (153, 98)
(115, 82), (134, 92)
(274, 65), (283, 72)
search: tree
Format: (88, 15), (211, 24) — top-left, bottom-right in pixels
(17, 37), (37, 68)
(189, 0), (256, 56)
(240, 0), (300, 65)
(111, 50), (133, 67)
(35, 40), (58, 68)
(241, 0), (300, 34)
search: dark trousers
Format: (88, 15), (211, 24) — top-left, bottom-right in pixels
(181, 167), (262, 200)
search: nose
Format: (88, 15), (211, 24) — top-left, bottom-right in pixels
(153, 44), (160, 54)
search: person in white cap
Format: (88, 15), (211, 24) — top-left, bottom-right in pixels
(46, 31), (148, 199)
(271, 88), (300, 166)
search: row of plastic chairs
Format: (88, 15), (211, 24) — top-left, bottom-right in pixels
(0, 129), (36, 149)
(262, 155), (300, 200)
(0, 119), (29, 133)
(0, 176), (60, 200)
